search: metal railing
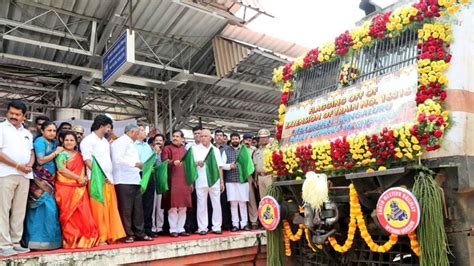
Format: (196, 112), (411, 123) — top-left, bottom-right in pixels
(290, 28), (419, 105)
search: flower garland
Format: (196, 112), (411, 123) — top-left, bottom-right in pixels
(339, 63), (358, 86)
(282, 219), (305, 256)
(267, 0), (470, 179)
(328, 184), (422, 254)
(281, 186), (422, 255)
(328, 184), (399, 253)
(327, 184), (358, 252)
(408, 231), (421, 256)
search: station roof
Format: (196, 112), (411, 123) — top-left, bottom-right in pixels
(0, 0), (309, 133)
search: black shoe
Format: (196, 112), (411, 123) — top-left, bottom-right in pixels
(212, 230), (222, 235)
(156, 231), (166, 236)
(243, 225), (251, 231)
(251, 224), (259, 230)
(179, 232), (191, 236)
(150, 232), (159, 238)
(136, 235), (153, 241)
(231, 226), (239, 232)
(170, 232), (179, 237)
(124, 236), (134, 243)
(197, 231), (208, 235)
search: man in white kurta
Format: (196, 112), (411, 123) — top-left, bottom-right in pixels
(221, 133), (250, 231)
(192, 129), (224, 234)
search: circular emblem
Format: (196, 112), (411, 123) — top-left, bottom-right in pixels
(258, 196), (280, 231)
(376, 187), (420, 235)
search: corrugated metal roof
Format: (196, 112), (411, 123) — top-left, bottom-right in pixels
(3, 0), (227, 69)
(0, 0), (290, 131)
(220, 24), (309, 59)
(212, 36), (251, 78)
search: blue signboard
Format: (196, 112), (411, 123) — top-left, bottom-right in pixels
(102, 30), (135, 86)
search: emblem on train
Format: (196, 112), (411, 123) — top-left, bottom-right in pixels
(376, 187), (420, 235)
(258, 196), (280, 231)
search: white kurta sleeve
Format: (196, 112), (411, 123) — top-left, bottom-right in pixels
(221, 150), (231, 170)
(111, 138), (136, 167)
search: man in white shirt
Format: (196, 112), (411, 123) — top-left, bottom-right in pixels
(193, 129), (224, 235)
(80, 114), (126, 245)
(185, 125), (202, 150)
(81, 116), (114, 184)
(111, 124), (152, 243)
(0, 100), (34, 257)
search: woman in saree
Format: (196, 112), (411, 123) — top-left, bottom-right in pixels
(23, 121), (62, 250)
(55, 131), (99, 248)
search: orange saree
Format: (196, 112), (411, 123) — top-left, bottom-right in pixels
(55, 151), (99, 248)
(89, 182), (126, 243)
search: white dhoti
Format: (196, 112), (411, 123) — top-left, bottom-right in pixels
(225, 182), (249, 202)
(226, 182), (249, 229)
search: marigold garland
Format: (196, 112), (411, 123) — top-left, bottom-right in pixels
(282, 185), (422, 256)
(327, 184), (424, 254)
(327, 184), (358, 253)
(282, 219), (305, 256)
(266, 0), (471, 179)
(408, 231), (421, 256)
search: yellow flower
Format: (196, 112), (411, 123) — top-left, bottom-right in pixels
(378, 166), (387, 171)
(447, 5), (461, 14)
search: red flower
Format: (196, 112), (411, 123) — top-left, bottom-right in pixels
(434, 130), (443, 138)
(428, 114), (437, 121)
(280, 93), (289, 105)
(335, 31), (353, 55)
(369, 12), (391, 39)
(418, 113), (426, 122)
(436, 117), (445, 126)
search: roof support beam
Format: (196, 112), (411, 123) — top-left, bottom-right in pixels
(191, 112), (274, 128)
(207, 93), (277, 108)
(0, 53), (166, 87)
(15, 0), (99, 22)
(195, 105), (276, 119)
(94, 0), (129, 55)
(2, 35), (91, 55)
(0, 18), (88, 41)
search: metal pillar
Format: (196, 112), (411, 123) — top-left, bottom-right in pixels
(168, 89), (173, 137)
(154, 88), (158, 130)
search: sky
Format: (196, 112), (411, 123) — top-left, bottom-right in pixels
(245, 0), (398, 49)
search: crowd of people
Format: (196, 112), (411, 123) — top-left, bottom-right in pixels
(0, 100), (275, 257)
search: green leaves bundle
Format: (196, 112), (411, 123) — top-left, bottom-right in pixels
(412, 169), (450, 266)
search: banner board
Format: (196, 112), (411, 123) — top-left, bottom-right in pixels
(281, 64), (418, 147)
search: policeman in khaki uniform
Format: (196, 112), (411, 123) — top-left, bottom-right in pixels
(252, 129), (275, 199)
